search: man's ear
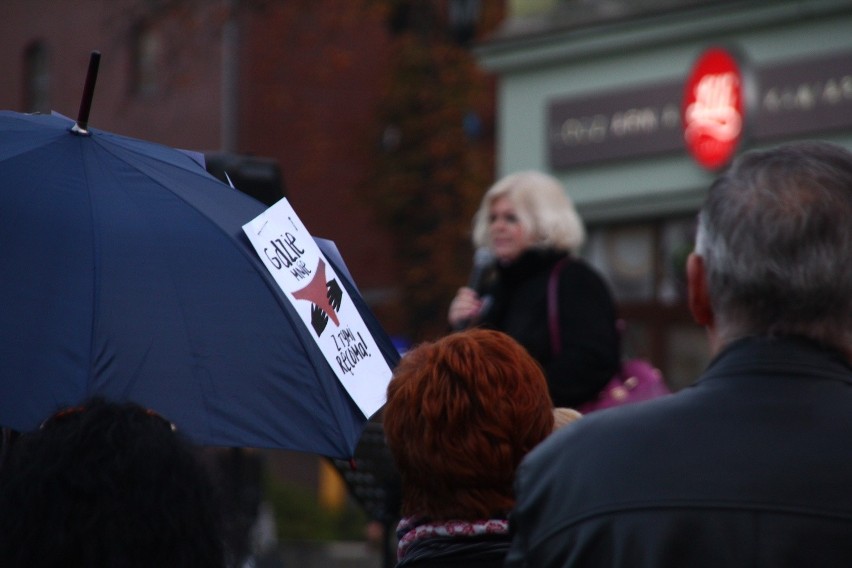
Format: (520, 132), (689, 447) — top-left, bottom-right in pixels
(687, 252), (714, 327)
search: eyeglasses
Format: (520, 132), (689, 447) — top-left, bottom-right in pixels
(40, 404), (177, 432)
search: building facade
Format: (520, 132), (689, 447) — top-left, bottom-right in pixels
(1, 0), (401, 325)
(476, 0), (852, 389)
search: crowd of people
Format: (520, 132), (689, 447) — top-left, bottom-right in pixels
(502, 140), (852, 566)
(2, 140), (851, 567)
(405, 140), (852, 566)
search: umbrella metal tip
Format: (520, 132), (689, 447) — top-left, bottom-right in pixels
(71, 123), (91, 136)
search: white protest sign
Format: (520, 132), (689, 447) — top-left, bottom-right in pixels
(242, 198), (391, 418)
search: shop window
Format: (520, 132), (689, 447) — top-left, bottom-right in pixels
(23, 42), (50, 113)
(658, 217), (696, 306)
(665, 324), (710, 391)
(584, 216), (709, 391)
(586, 224), (655, 302)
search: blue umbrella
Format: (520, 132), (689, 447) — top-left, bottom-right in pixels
(0, 108), (399, 458)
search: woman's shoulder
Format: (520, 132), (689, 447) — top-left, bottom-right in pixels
(556, 256), (615, 295)
(554, 254), (601, 278)
(517, 248), (569, 271)
(495, 249), (564, 282)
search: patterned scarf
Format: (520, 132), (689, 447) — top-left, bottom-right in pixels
(396, 516), (510, 561)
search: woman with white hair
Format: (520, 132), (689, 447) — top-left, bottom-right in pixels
(448, 171), (620, 408)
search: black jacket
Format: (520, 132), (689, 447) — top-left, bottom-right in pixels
(478, 249), (620, 407)
(506, 335), (852, 567)
(397, 533), (511, 568)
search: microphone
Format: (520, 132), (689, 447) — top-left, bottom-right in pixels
(452, 248), (496, 331)
(467, 247), (495, 294)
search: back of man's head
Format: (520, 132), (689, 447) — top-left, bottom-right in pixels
(695, 141), (852, 355)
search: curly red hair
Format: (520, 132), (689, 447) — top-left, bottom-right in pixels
(383, 329), (554, 520)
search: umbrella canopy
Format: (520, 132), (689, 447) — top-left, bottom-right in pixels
(0, 110), (399, 458)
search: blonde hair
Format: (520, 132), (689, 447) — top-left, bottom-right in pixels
(552, 407), (583, 431)
(471, 171), (586, 254)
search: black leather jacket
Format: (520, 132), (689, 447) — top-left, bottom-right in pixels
(507, 336), (852, 567)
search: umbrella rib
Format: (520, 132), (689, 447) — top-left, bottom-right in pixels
(78, 134), (102, 393)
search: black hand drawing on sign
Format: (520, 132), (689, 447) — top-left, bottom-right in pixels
(310, 304), (329, 336)
(327, 279), (343, 312)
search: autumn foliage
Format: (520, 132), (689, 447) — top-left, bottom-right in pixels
(364, 0), (502, 341)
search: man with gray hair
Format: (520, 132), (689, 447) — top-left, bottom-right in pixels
(505, 141), (852, 567)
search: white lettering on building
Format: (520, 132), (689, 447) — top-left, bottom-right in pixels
(762, 75), (852, 112)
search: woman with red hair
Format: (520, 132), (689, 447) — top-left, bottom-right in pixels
(383, 329), (554, 567)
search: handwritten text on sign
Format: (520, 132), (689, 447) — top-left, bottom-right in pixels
(243, 198), (391, 417)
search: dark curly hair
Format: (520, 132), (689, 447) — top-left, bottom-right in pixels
(0, 397), (226, 567)
(383, 329), (554, 520)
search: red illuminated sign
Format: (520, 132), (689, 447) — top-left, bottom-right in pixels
(682, 47), (745, 170)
